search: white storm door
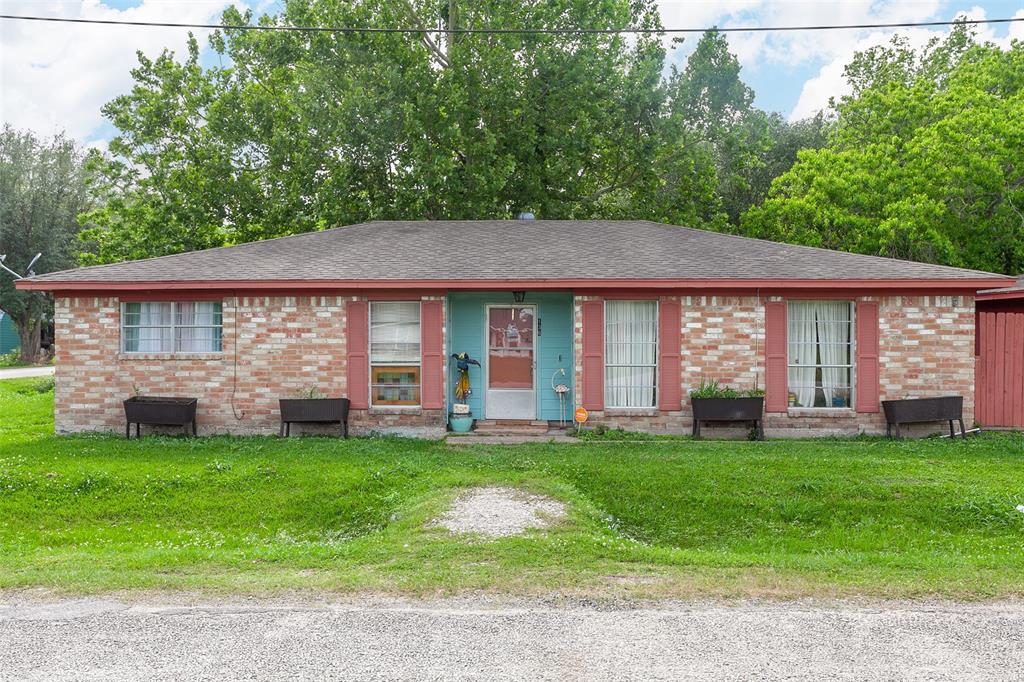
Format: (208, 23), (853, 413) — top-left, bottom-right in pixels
(485, 305), (536, 419)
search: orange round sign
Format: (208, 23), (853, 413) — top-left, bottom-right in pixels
(574, 407), (589, 423)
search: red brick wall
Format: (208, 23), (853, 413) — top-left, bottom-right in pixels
(54, 292), (974, 438)
(53, 295), (446, 436)
(573, 294), (976, 437)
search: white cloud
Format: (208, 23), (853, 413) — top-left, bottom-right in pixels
(751, 0), (945, 66)
(989, 7), (1024, 46)
(1, 1), (1019, 143)
(1013, 8), (1024, 39)
(787, 5), (1020, 120)
(787, 53), (847, 120)
(655, 1), (1021, 121)
(657, 1), (948, 110)
(659, 1), (945, 69)
(787, 25), (953, 120)
(0, 0), (243, 142)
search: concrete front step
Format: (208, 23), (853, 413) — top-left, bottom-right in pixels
(473, 420), (549, 426)
(472, 427), (549, 436)
(446, 433), (579, 445)
(469, 419), (551, 436)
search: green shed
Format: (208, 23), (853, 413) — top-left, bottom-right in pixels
(0, 311), (18, 355)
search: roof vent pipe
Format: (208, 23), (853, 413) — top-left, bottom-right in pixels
(517, 212), (535, 220)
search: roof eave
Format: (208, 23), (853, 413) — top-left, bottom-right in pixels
(976, 288), (1024, 301)
(16, 277), (1013, 293)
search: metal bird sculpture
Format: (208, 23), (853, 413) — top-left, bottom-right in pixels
(451, 352), (481, 402)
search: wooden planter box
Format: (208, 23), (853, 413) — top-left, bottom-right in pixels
(881, 396), (964, 439)
(123, 396), (198, 439)
(279, 398), (350, 438)
(691, 396), (765, 440)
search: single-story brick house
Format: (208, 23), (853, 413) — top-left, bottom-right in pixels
(17, 220), (1013, 437)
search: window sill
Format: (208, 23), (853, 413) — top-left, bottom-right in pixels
(368, 407), (423, 415)
(603, 408), (661, 417)
(787, 407), (856, 418)
(118, 353), (223, 361)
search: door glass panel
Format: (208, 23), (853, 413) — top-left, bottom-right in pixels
(488, 307), (534, 389)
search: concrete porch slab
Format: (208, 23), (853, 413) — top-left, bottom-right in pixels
(445, 432), (580, 445)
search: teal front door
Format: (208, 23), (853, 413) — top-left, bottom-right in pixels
(447, 292), (573, 421)
(485, 305), (536, 419)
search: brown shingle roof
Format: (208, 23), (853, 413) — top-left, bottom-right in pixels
(979, 276), (1024, 293)
(25, 220), (1010, 285)
(978, 275), (1024, 297)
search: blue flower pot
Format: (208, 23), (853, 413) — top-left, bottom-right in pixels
(449, 415), (474, 433)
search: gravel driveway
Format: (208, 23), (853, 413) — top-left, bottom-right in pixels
(1, 596), (1022, 681)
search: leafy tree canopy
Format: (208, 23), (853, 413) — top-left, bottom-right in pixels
(742, 26), (1024, 275)
(0, 126), (96, 361)
(665, 29), (828, 225)
(80, 1), (820, 263)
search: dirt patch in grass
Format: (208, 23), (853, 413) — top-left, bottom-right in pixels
(434, 487), (567, 538)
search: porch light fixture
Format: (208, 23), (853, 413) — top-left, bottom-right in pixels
(512, 291), (526, 303)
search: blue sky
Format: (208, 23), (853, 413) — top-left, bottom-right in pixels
(2, 0), (1022, 146)
(726, 0), (1024, 114)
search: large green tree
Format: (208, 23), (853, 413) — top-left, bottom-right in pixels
(664, 30), (828, 225)
(0, 126), (95, 361)
(742, 26), (1024, 274)
(83, 0), (733, 262)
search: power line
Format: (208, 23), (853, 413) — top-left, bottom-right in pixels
(1, 13), (1022, 35)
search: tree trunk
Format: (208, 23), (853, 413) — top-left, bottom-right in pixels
(448, 0), (458, 54)
(16, 314), (42, 364)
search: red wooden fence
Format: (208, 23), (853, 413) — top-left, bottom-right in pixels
(976, 311), (1024, 427)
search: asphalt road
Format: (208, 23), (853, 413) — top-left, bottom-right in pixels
(1, 596), (1022, 681)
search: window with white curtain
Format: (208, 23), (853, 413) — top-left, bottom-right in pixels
(787, 301), (854, 408)
(604, 300), (658, 408)
(369, 301), (421, 406)
(121, 301), (222, 353)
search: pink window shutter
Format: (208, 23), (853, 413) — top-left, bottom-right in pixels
(658, 298), (682, 411)
(855, 300), (880, 413)
(581, 300), (604, 410)
(346, 300), (369, 409)
(764, 300), (788, 413)
(420, 300), (444, 409)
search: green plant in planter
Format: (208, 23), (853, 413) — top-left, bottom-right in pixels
(294, 386), (326, 400)
(690, 378), (764, 399)
(691, 379), (729, 399)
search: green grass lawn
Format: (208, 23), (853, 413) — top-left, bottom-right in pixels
(0, 356), (49, 369)
(1, 377), (1023, 599)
